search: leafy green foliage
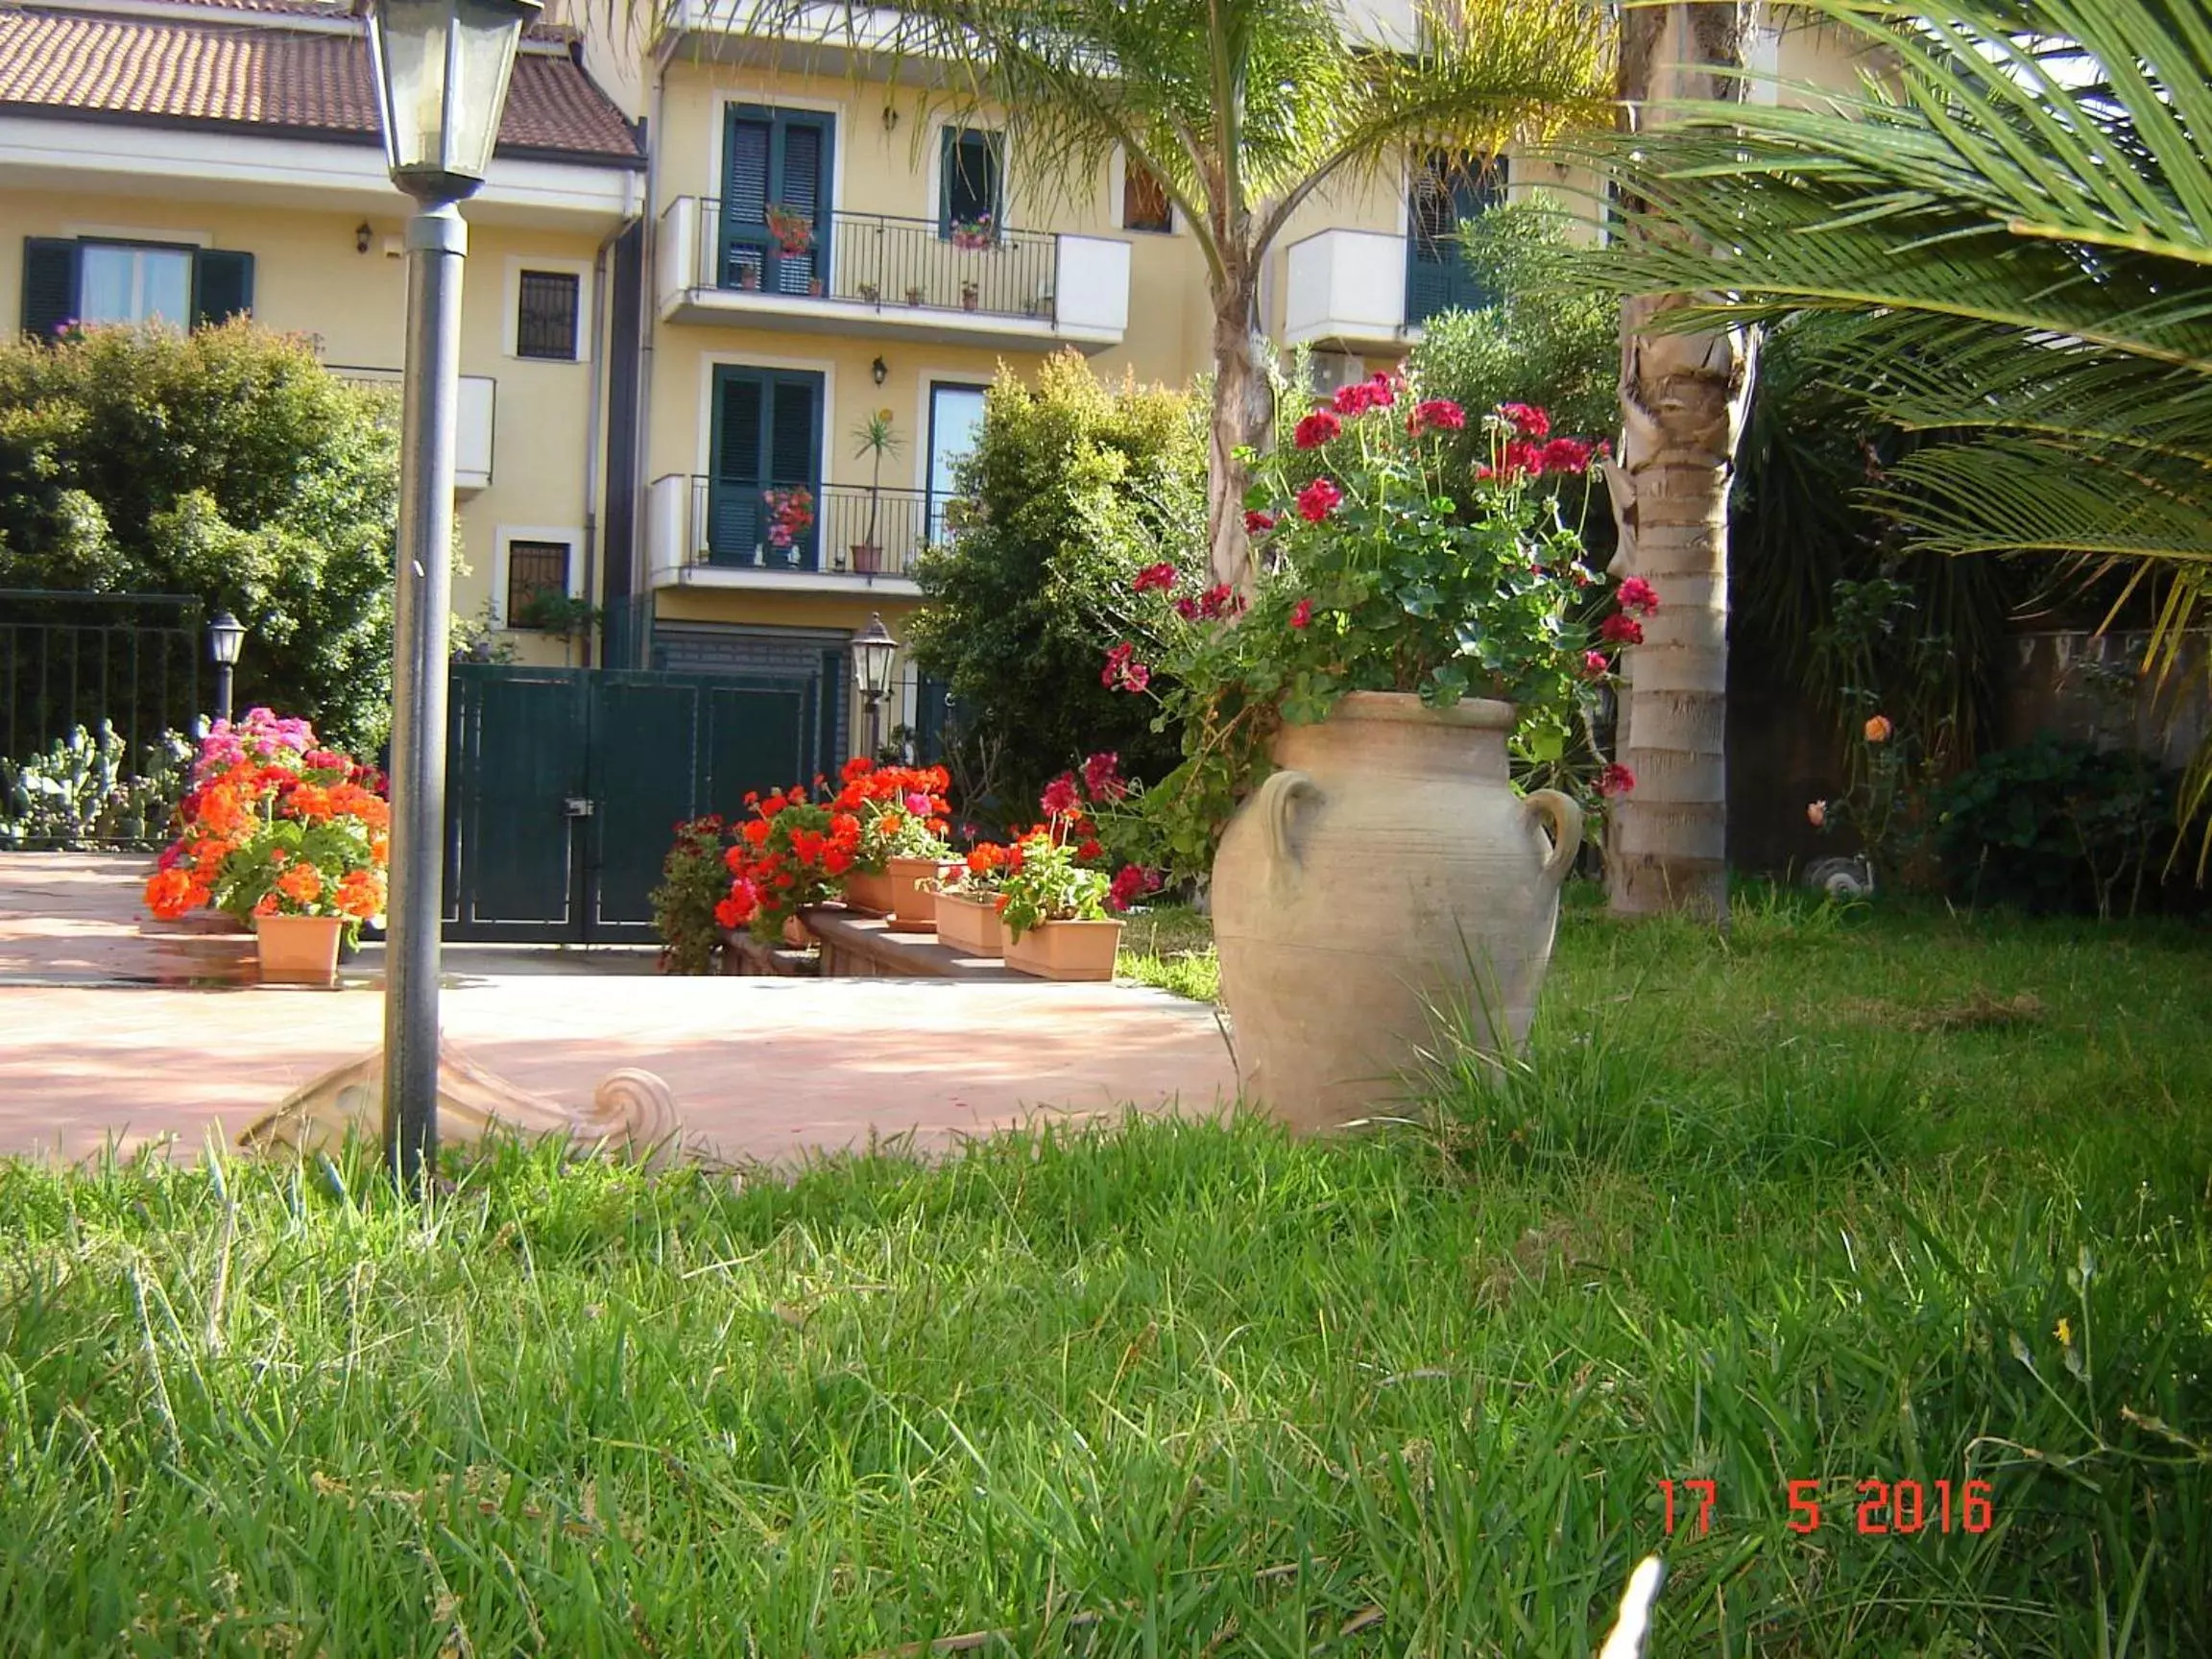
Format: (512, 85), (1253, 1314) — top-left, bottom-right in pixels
(1573, 0), (2212, 840)
(1407, 197), (1619, 450)
(998, 830), (1110, 940)
(1931, 735), (2188, 919)
(0, 723), (190, 849)
(648, 815), (733, 974)
(2, 902), (2208, 1651)
(904, 355), (1206, 822)
(0, 322), (399, 751)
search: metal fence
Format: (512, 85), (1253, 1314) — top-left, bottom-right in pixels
(1, 589), (205, 761)
(685, 476), (936, 577)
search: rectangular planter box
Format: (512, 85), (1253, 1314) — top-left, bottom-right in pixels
(1003, 917), (1123, 982)
(840, 869), (898, 916)
(934, 889), (1009, 958)
(254, 913), (344, 986)
(887, 855), (959, 931)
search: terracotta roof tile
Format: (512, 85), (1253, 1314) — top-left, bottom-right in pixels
(0, 5), (640, 163)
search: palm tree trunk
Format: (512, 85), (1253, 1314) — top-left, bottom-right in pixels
(1605, 1), (1759, 922)
(1206, 269), (1271, 590)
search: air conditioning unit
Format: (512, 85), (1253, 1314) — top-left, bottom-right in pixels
(1308, 349), (1366, 396)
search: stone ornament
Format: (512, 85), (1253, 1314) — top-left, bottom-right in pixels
(240, 1044), (693, 1169)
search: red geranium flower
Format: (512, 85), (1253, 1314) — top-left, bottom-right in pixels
(1289, 597), (1313, 629)
(1132, 561), (1178, 593)
(1540, 436), (1594, 474)
(1616, 576), (1660, 615)
(1243, 509), (1277, 535)
(1499, 401), (1551, 439)
(1293, 410), (1342, 449)
(1599, 613), (1645, 646)
(1408, 397), (1466, 435)
(1297, 477), (1343, 523)
(1040, 774), (1081, 816)
(1582, 649), (1610, 678)
(1599, 763), (1637, 797)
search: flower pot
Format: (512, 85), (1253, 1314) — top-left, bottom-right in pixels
(851, 543), (882, 575)
(1003, 917), (1122, 982)
(905, 287), (926, 307)
(782, 914), (812, 948)
(1211, 691), (1581, 1133)
(841, 869), (898, 916)
(807, 277), (825, 297)
(934, 889), (1008, 958)
(254, 913), (345, 986)
(960, 286), (980, 312)
(887, 856), (958, 929)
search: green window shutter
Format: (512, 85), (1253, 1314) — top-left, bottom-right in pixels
(1405, 153), (1504, 325)
(192, 249), (254, 326)
(725, 116), (772, 221)
(21, 238), (79, 340)
(766, 375), (818, 488)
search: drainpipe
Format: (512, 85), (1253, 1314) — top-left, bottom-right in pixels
(579, 202), (635, 670)
(627, 35), (676, 670)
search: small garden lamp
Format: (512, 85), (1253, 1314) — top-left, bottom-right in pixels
(206, 610), (245, 725)
(366, 0), (539, 1196)
(852, 613), (899, 760)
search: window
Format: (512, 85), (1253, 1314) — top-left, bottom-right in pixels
(19, 238), (253, 340)
(722, 105), (833, 297)
(1405, 152), (1505, 325)
(709, 365), (824, 567)
(1122, 157), (1173, 233)
(516, 270), (581, 360)
(926, 382), (987, 544)
(939, 128), (1004, 238)
(505, 540), (573, 629)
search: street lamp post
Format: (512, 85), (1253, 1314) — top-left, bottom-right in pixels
(851, 612), (899, 762)
(206, 611), (245, 725)
(367, 0), (538, 1193)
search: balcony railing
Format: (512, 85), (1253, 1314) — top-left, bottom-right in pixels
(673, 199), (1063, 322)
(650, 475), (945, 582)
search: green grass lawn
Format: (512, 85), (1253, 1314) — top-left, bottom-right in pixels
(5, 893), (2209, 1655)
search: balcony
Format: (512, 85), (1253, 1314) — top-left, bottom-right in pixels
(656, 198), (1130, 351)
(328, 367), (497, 493)
(645, 474), (943, 594)
(1282, 228), (1422, 354)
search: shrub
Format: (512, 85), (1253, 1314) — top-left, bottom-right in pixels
(1931, 735), (2186, 918)
(0, 321), (399, 752)
(648, 816), (733, 974)
(0, 723), (191, 849)
(904, 353), (1206, 826)
(1404, 197), (1619, 489)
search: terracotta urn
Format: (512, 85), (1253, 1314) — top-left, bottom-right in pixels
(886, 856), (959, 930)
(254, 913), (346, 986)
(1003, 917), (1122, 982)
(934, 888), (1008, 958)
(841, 869), (898, 915)
(1211, 692), (1581, 1132)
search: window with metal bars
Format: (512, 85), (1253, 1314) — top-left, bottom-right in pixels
(506, 540), (572, 628)
(516, 270), (580, 360)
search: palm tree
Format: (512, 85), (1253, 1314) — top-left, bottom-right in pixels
(1581, 0), (2212, 850)
(746, 0), (1612, 589)
(1600, 1), (1760, 922)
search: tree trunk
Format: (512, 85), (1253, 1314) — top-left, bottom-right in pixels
(1206, 270), (1271, 591)
(1604, 2), (1759, 922)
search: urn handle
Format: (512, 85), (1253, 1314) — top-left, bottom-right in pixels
(1255, 767), (1320, 878)
(1523, 789), (1583, 890)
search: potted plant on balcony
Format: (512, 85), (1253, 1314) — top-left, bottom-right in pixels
(950, 213), (996, 252)
(763, 204), (815, 255)
(849, 409), (906, 576)
(960, 280), (981, 312)
(858, 280), (880, 304)
(905, 285), (926, 307)
(762, 485), (814, 566)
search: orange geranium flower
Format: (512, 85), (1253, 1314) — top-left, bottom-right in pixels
(277, 865), (324, 904)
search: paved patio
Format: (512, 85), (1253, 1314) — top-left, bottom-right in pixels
(0, 854), (1237, 1166)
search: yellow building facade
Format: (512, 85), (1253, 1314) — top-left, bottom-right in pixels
(3, 0), (1876, 765)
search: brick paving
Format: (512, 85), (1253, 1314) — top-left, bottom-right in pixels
(0, 854), (1236, 1166)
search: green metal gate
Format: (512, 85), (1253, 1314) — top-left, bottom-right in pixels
(444, 662), (831, 943)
